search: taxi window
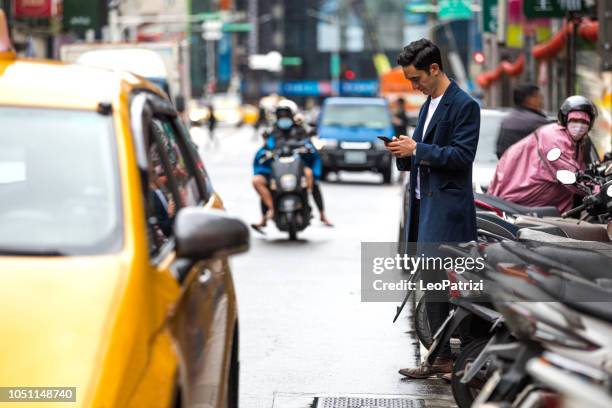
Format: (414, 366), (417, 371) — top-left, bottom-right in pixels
(0, 107), (122, 255)
(145, 141), (176, 254)
(151, 119), (202, 207)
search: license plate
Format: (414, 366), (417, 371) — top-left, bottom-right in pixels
(344, 151), (367, 164)
(473, 369), (502, 405)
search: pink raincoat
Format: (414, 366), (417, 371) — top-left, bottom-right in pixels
(488, 123), (586, 213)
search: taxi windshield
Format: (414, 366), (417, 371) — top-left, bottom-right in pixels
(321, 104), (390, 129)
(0, 107), (122, 255)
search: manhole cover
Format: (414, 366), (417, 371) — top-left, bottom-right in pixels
(315, 396), (426, 408)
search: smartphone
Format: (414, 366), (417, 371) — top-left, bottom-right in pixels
(377, 136), (394, 144)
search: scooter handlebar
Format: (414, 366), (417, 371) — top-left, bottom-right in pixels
(561, 203), (586, 218)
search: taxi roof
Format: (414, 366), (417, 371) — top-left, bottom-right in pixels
(0, 55), (163, 110)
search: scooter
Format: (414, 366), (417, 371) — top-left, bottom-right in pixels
(260, 140), (313, 240)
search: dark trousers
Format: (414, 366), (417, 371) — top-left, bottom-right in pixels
(410, 198), (452, 359)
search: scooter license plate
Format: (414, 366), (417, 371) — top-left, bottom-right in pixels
(473, 369), (502, 406)
(433, 309), (455, 340)
(344, 151), (367, 164)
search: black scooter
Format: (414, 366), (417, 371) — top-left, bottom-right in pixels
(260, 140), (312, 240)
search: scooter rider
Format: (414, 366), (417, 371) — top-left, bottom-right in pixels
(251, 100), (329, 230)
(488, 95), (598, 213)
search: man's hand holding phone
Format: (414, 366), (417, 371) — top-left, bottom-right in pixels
(386, 135), (416, 158)
(377, 136), (394, 144)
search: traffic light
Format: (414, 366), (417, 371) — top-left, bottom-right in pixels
(342, 68), (356, 80)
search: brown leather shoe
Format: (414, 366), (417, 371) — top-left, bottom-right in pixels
(399, 358), (453, 379)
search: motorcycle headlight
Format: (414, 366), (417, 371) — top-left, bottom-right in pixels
(280, 174), (297, 191)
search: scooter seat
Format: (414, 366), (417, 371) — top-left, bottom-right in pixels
(528, 272), (612, 322)
(529, 244), (612, 282)
(515, 216), (610, 243)
(475, 193), (560, 217)
(571, 301), (612, 323)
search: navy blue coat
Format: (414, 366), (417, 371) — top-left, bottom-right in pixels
(398, 80), (480, 245)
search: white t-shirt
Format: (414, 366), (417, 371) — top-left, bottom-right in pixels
(415, 94), (443, 199)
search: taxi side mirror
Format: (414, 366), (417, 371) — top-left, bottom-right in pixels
(175, 208), (249, 260)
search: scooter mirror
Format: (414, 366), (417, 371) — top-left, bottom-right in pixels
(547, 148), (562, 162)
(556, 169), (577, 185)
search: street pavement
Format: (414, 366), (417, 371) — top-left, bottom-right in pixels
(191, 125), (455, 408)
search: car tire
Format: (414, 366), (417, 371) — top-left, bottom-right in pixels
(227, 325), (239, 408)
(451, 337), (490, 408)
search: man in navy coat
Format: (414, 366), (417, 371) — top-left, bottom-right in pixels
(385, 39), (480, 378)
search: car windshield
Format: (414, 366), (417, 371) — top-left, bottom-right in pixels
(321, 104), (390, 129)
(476, 111), (507, 164)
(0, 107), (122, 255)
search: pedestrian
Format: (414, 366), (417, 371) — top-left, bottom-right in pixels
(495, 83), (550, 158)
(392, 97), (409, 138)
(385, 38), (481, 379)
(488, 95), (598, 213)
(207, 104), (218, 147)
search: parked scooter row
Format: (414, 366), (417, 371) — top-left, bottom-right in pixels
(445, 238), (612, 408)
(410, 152), (612, 407)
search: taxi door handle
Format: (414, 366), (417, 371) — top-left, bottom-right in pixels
(198, 269), (212, 285)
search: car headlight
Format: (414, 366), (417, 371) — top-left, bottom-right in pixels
(311, 137), (338, 150)
(280, 174), (297, 191)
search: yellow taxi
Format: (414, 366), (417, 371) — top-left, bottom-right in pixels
(0, 10), (247, 408)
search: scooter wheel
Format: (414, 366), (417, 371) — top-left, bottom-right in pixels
(415, 297), (433, 349)
(451, 337), (491, 408)
(287, 213), (298, 241)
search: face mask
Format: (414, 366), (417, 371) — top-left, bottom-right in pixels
(567, 122), (589, 141)
(277, 117), (293, 130)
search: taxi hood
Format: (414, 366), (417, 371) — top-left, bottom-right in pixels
(0, 255), (128, 406)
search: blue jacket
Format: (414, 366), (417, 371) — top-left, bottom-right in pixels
(253, 130), (322, 180)
(398, 80), (480, 245)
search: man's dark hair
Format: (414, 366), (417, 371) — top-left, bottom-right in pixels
(396, 39), (443, 72)
(513, 83), (540, 107)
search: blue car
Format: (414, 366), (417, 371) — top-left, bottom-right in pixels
(314, 97), (395, 184)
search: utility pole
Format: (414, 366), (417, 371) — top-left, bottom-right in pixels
(492, 0), (507, 108)
(202, 20), (223, 98)
(247, 0), (258, 56)
(307, 9), (341, 96)
(599, 0), (612, 72)
(108, 0), (122, 43)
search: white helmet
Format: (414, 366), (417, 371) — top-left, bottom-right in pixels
(277, 99), (299, 115)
